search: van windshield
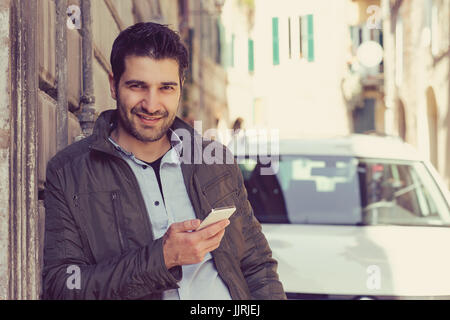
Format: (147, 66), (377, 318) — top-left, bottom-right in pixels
(237, 155), (450, 226)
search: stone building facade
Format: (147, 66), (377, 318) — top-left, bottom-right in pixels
(382, 0), (450, 188)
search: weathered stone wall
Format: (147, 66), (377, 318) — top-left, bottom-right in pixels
(0, 0), (11, 301)
(0, 0), (182, 300)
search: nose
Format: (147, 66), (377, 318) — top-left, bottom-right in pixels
(140, 88), (161, 114)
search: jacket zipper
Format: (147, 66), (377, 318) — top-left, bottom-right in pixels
(111, 191), (126, 251)
(112, 157), (155, 240)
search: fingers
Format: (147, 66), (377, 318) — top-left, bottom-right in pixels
(169, 219), (201, 233)
(196, 219), (230, 240)
(163, 219), (230, 269)
(201, 229), (226, 251)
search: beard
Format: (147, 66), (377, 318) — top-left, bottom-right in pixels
(117, 99), (177, 143)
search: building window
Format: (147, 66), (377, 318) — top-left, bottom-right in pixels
(349, 26), (360, 55)
(299, 16), (303, 58)
(216, 20), (222, 64)
(353, 98), (376, 133)
(248, 39), (255, 73)
(231, 33), (235, 68)
(272, 17), (280, 65)
(424, 0), (446, 57)
(299, 15), (314, 62)
(288, 17), (292, 59)
(431, 1), (439, 56)
(306, 14), (315, 62)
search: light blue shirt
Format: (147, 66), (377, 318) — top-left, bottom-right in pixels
(108, 130), (232, 300)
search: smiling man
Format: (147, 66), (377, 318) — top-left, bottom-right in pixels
(110, 57), (179, 166)
(42, 22), (285, 300)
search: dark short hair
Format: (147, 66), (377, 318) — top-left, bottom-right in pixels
(110, 22), (189, 89)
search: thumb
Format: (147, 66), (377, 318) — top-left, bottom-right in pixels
(170, 219), (201, 232)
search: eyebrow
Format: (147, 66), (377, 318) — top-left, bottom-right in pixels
(124, 80), (178, 86)
(161, 82), (179, 86)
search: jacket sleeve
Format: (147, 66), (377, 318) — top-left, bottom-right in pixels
(42, 161), (181, 300)
(233, 162), (287, 300)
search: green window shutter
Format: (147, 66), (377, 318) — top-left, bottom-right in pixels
(248, 39), (254, 72)
(231, 34), (235, 68)
(272, 17), (280, 65)
(307, 14), (315, 62)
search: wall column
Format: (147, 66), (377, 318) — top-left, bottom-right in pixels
(8, 0), (41, 300)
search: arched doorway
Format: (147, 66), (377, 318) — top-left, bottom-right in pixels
(426, 87), (439, 168)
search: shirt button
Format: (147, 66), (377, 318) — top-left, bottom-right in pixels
(142, 165), (147, 169)
(154, 201), (160, 206)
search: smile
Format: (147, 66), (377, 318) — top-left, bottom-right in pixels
(136, 114), (163, 125)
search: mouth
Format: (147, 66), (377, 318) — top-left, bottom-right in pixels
(136, 113), (164, 125)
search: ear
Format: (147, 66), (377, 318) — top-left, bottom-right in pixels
(109, 73), (117, 100)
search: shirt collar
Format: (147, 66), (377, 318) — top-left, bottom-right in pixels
(108, 128), (183, 166)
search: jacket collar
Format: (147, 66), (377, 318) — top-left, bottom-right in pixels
(88, 109), (120, 157)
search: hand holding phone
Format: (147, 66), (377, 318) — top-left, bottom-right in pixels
(195, 206), (236, 231)
(163, 209), (235, 269)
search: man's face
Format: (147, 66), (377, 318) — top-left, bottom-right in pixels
(109, 55), (181, 143)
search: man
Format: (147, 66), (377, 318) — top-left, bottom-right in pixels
(43, 22), (286, 300)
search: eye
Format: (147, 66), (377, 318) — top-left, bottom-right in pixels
(161, 85), (175, 91)
(129, 83), (145, 89)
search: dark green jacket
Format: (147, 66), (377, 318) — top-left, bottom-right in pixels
(42, 109), (286, 300)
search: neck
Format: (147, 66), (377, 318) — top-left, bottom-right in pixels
(111, 125), (171, 163)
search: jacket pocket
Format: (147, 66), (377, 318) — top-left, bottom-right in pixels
(201, 171), (238, 209)
(111, 191), (128, 252)
(210, 189), (239, 209)
(74, 190), (129, 261)
(202, 171), (231, 192)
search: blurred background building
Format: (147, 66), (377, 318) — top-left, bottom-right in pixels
(0, 0), (448, 299)
(252, 0), (354, 138)
(344, 0), (385, 135)
(179, 0), (227, 133)
(219, 0), (255, 143)
(382, 0), (450, 187)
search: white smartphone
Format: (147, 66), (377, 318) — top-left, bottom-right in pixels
(195, 206), (236, 231)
